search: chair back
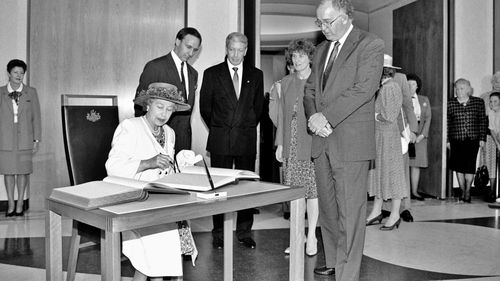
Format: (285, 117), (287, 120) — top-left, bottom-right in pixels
(61, 95), (119, 185)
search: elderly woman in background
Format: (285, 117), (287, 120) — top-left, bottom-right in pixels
(480, 71), (500, 187)
(106, 83), (195, 281)
(366, 56), (406, 231)
(447, 78), (487, 203)
(0, 59), (41, 217)
(406, 73), (431, 200)
(275, 39), (319, 255)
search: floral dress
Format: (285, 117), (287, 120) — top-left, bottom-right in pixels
(283, 97), (317, 199)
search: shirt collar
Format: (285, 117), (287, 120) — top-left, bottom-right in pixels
(337, 24), (353, 46)
(227, 60), (243, 72)
(171, 50), (183, 68)
(7, 82), (23, 93)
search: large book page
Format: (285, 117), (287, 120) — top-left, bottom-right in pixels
(104, 176), (189, 194)
(149, 173), (235, 192)
(180, 166), (260, 180)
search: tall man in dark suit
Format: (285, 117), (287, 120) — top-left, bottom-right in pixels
(303, 1), (384, 280)
(134, 27), (202, 153)
(200, 32), (264, 249)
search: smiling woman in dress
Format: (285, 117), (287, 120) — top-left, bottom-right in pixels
(0, 59), (41, 217)
(106, 83), (194, 281)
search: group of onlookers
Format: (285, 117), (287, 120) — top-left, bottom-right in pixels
(3, 0), (499, 280)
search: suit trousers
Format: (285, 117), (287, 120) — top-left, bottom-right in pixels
(382, 153), (411, 212)
(314, 150), (369, 281)
(211, 154), (256, 240)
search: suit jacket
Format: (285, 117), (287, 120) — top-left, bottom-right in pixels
(200, 60), (264, 156)
(275, 73), (312, 161)
(134, 52), (198, 153)
(394, 73), (418, 133)
(303, 28), (384, 162)
(0, 84), (41, 151)
(416, 95), (431, 137)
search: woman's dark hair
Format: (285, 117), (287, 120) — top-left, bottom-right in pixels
(406, 73), (422, 94)
(7, 59), (27, 73)
(285, 39), (316, 64)
(176, 27), (202, 44)
(490, 92), (500, 100)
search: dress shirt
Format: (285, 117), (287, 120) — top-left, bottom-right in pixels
(323, 24), (353, 72)
(171, 51), (190, 99)
(7, 82), (23, 123)
(227, 61), (243, 95)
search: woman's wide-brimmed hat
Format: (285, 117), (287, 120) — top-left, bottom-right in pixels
(134, 82), (190, 112)
(383, 54), (401, 70)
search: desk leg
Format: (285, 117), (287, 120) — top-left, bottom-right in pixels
(290, 198), (305, 281)
(223, 212), (234, 281)
(46, 209), (62, 281)
(103, 230), (120, 281)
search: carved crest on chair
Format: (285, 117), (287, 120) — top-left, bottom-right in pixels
(86, 109), (101, 122)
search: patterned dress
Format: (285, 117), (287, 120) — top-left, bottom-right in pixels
(368, 79), (407, 200)
(481, 91), (497, 176)
(283, 98), (317, 199)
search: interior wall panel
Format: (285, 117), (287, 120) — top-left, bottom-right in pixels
(393, 0), (444, 197)
(29, 0), (184, 209)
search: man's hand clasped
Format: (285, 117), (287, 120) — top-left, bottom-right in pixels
(308, 112), (332, 138)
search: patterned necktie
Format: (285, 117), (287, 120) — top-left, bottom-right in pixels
(322, 41), (340, 90)
(180, 62), (187, 102)
(232, 67), (240, 99)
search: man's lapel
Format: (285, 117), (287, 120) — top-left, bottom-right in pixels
(219, 62), (238, 108)
(324, 28), (360, 94)
(165, 53), (183, 89)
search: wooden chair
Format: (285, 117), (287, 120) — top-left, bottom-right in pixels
(61, 95), (119, 281)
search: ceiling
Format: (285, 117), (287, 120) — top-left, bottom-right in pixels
(260, 0), (400, 51)
(261, 0), (399, 14)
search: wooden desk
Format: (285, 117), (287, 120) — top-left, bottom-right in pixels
(46, 181), (305, 281)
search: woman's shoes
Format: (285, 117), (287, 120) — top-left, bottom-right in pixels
(462, 197), (472, 203)
(5, 210), (15, 217)
(306, 237), (317, 256)
(15, 210), (24, 216)
(366, 213), (383, 226)
(380, 218), (401, 231)
(411, 194), (425, 201)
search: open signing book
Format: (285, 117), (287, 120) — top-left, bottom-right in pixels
(49, 166), (260, 210)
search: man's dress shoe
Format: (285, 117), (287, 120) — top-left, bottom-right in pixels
(314, 266), (335, 276)
(238, 237), (256, 249)
(212, 237), (223, 249)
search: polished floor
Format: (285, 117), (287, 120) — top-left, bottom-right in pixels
(0, 197), (499, 281)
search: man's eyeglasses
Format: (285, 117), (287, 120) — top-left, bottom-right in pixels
(315, 14), (343, 28)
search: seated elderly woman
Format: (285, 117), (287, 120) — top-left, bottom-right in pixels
(105, 82), (194, 281)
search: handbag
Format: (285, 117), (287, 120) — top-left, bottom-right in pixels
(177, 220), (196, 255)
(400, 109), (411, 154)
(474, 165), (489, 189)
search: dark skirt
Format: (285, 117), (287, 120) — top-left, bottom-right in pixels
(449, 139), (480, 174)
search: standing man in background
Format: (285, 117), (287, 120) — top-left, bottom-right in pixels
(200, 32), (264, 250)
(303, 0), (384, 280)
(135, 27), (202, 153)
